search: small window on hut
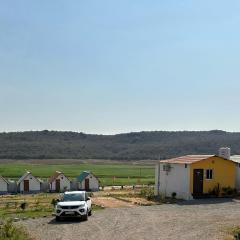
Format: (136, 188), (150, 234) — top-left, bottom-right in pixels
(206, 169), (213, 180)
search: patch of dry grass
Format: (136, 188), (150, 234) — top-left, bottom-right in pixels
(0, 193), (60, 219)
(224, 226), (240, 240)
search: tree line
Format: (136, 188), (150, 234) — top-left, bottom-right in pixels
(0, 130), (240, 160)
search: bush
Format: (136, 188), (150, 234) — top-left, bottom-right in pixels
(20, 202), (27, 211)
(1, 219), (16, 238)
(140, 188), (154, 200)
(0, 219), (30, 240)
(222, 186), (237, 196)
(208, 184), (220, 197)
(51, 199), (57, 207)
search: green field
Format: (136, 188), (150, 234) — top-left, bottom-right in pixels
(0, 162), (155, 186)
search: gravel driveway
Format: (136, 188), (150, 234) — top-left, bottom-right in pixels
(21, 198), (240, 240)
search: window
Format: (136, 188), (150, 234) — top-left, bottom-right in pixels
(62, 193), (85, 202)
(185, 164), (187, 168)
(163, 164), (171, 171)
(206, 169), (213, 179)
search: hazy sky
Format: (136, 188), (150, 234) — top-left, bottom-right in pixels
(1, 1), (240, 134)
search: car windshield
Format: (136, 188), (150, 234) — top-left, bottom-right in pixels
(62, 193), (85, 202)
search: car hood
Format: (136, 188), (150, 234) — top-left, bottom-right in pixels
(58, 201), (86, 207)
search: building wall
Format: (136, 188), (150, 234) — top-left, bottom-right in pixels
(8, 181), (17, 193)
(79, 174), (99, 191)
(50, 174), (70, 192)
(235, 163), (240, 190)
(190, 156), (236, 194)
(155, 163), (192, 200)
(0, 178), (8, 192)
(19, 174), (41, 192)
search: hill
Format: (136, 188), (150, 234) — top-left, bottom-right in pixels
(0, 130), (240, 160)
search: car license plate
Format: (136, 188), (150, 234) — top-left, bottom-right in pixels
(65, 211), (74, 215)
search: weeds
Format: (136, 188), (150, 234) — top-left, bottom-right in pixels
(140, 188), (154, 200)
(20, 202), (27, 211)
(0, 219), (31, 240)
(51, 198), (57, 207)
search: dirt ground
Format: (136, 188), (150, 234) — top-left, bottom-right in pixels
(93, 196), (134, 208)
(92, 189), (155, 207)
(20, 198), (240, 240)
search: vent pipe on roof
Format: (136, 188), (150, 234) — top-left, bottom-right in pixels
(218, 147), (231, 160)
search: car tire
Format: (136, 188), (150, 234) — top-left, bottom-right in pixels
(82, 212), (88, 221)
(88, 209), (92, 216)
(55, 216), (61, 222)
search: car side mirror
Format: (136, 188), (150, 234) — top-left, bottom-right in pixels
(86, 197), (90, 201)
(56, 199), (60, 202)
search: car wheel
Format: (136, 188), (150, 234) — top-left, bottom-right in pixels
(55, 216), (61, 222)
(82, 212), (88, 221)
(88, 209), (92, 216)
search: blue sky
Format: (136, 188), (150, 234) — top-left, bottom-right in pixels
(1, 1), (240, 134)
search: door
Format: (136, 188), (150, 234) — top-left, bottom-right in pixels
(56, 179), (60, 192)
(24, 180), (29, 192)
(85, 178), (89, 191)
(193, 169), (203, 197)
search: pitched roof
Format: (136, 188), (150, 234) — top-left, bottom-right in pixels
(17, 171), (42, 185)
(230, 155), (240, 163)
(0, 176), (9, 185)
(48, 171), (69, 183)
(160, 155), (215, 164)
(76, 171), (90, 182)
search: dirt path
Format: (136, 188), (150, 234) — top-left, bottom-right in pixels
(21, 198), (240, 240)
(93, 196), (134, 208)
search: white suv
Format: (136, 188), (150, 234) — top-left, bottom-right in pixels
(55, 191), (92, 221)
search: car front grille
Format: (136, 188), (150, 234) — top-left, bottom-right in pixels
(61, 206), (79, 209)
(60, 212), (81, 217)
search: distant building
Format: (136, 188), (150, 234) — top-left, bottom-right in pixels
(0, 176), (9, 194)
(155, 154), (236, 200)
(17, 171), (42, 193)
(230, 155), (240, 190)
(49, 171), (71, 192)
(76, 171), (99, 191)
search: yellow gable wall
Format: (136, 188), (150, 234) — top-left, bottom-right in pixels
(189, 156), (236, 194)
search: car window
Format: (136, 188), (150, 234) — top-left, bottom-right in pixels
(62, 193), (85, 201)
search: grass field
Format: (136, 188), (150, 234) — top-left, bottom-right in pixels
(0, 161), (155, 186)
(0, 193), (103, 219)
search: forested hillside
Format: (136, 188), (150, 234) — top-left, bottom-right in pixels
(0, 130), (240, 160)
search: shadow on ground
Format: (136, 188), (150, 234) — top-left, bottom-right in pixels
(177, 198), (238, 206)
(48, 217), (87, 225)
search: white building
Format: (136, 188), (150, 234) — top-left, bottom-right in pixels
(155, 156), (194, 200)
(0, 176), (9, 194)
(49, 171), (71, 192)
(218, 147), (231, 160)
(17, 171), (42, 193)
(76, 171), (100, 191)
(230, 155), (240, 190)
